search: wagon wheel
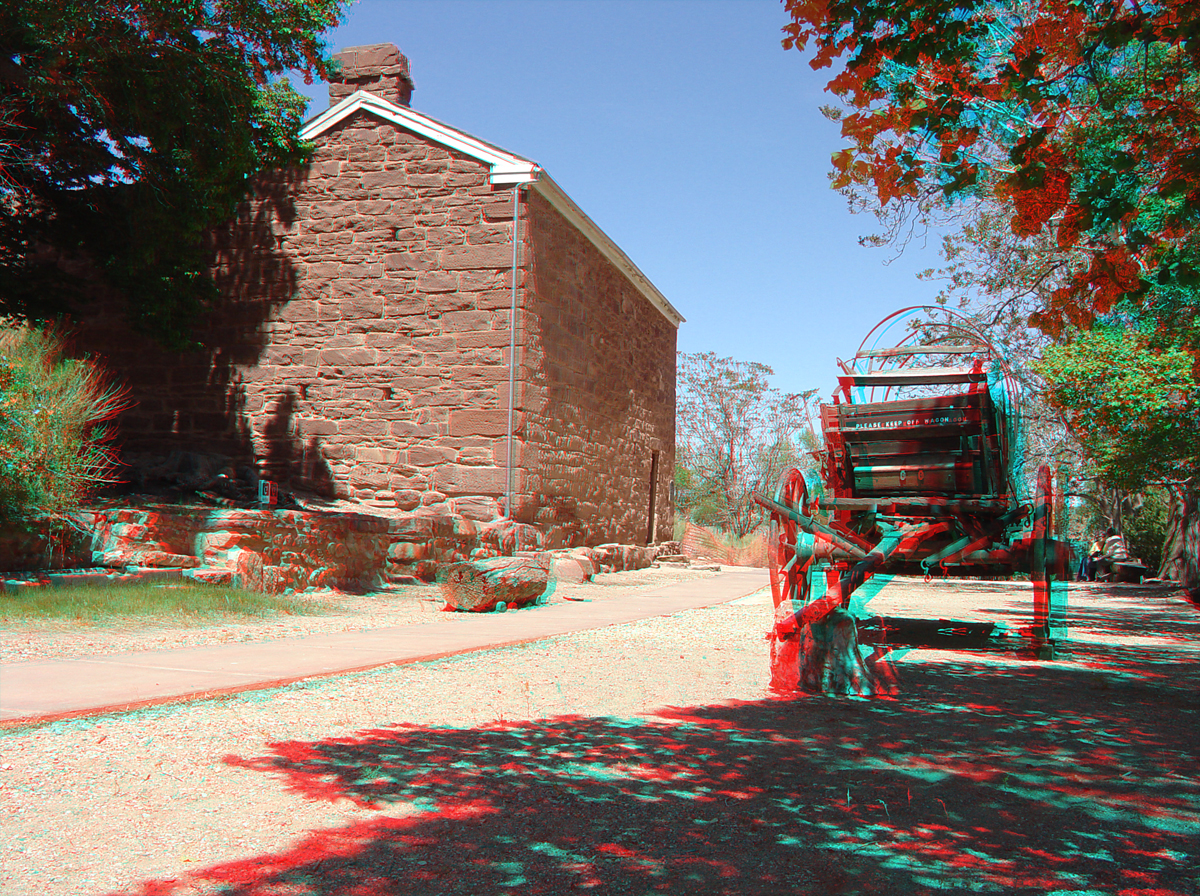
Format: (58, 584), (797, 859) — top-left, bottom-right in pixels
(768, 467), (814, 611)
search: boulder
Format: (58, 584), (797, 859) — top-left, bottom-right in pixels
(183, 567), (235, 586)
(480, 519), (543, 554)
(263, 565), (295, 595)
(593, 544), (654, 572)
(97, 549), (199, 569)
(441, 557), (551, 612)
(549, 556), (591, 585)
(95, 549), (136, 568)
(655, 554), (690, 566)
(449, 496), (500, 522)
(388, 540), (428, 562)
(565, 547), (601, 577)
(594, 544), (621, 571)
(229, 547), (265, 592)
(390, 515), (435, 539)
(629, 545), (653, 570)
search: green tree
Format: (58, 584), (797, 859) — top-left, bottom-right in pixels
(1037, 322), (1199, 580)
(676, 352), (816, 537)
(784, 0), (1200, 335)
(1038, 325), (1200, 489)
(0, 0), (346, 345)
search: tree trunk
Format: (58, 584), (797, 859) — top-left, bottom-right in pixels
(1159, 485), (1200, 599)
(771, 608), (898, 696)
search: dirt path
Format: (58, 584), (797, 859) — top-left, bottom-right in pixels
(3, 574), (1199, 895)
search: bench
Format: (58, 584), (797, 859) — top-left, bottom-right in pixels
(1113, 561), (1147, 584)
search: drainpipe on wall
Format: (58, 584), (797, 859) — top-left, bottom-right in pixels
(504, 177), (537, 523)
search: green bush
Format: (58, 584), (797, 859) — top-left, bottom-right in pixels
(1125, 489), (1170, 574)
(0, 323), (126, 522)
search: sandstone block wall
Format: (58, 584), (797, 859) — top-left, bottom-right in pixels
(77, 110), (522, 522)
(72, 100), (676, 550)
(521, 190), (676, 546)
(217, 111), (522, 517)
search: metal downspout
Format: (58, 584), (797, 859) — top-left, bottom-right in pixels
(505, 181), (529, 520)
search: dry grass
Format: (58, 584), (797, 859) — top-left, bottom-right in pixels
(0, 582), (329, 625)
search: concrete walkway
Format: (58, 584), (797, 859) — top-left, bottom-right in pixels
(0, 568), (768, 727)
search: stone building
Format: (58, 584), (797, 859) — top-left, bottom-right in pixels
(79, 43), (682, 548)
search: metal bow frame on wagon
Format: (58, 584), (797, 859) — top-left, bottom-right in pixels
(752, 306), (1069, 654)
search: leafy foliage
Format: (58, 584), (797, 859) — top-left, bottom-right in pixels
(0, 0), (345, 345)
(1123, 488), (1170, 572)
(0, 323), (126, 521)
(1036, 323), (1200, 489)
(675, 352), (815, 537)
(784, 0), (1200, 337)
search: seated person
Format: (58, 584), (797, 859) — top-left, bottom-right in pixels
(1095, 527), (1129, 580)
(1082, 535), (1103, 581)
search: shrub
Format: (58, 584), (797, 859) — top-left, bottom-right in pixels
(0, 323), (126, 523)
(1125, 489), (1170, 574)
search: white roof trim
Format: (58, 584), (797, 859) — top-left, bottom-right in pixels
(299, 91), (684, 328)
(300, 90), (540, 184)
(532, 175), (684, 328)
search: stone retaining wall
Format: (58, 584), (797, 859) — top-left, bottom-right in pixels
(75, 504), (662, 595)
(384, 513), (542, 582)
(84, 506), (390, 594)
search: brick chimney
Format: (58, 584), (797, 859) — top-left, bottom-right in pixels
(328, 43), (414, 107)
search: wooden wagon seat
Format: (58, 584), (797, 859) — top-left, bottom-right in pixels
(823, 386), (1006, 499)
(837, 365), (988, 389)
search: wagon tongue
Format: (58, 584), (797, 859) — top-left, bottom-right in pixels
(855, 616), (999, 646)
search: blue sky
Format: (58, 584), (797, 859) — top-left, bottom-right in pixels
(291, 0), (950, 398)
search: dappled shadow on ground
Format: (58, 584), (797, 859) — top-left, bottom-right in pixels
(962, 581), (1197, 638)
(118, 645), (1200, 896)
(1059, 584), (1200, 641)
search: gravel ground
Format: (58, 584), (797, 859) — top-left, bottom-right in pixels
(3, 571), (1199, 895)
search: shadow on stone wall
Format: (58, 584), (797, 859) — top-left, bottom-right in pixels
(263, 389), (336, 499)
(208, 170), (301, 340)
(73, 170), (312, 498)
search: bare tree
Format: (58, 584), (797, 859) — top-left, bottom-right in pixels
(676, 352), (816, 537)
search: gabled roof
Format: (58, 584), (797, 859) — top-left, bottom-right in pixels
(299, 91), (684, 328)
(300, 90), (539, 185)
